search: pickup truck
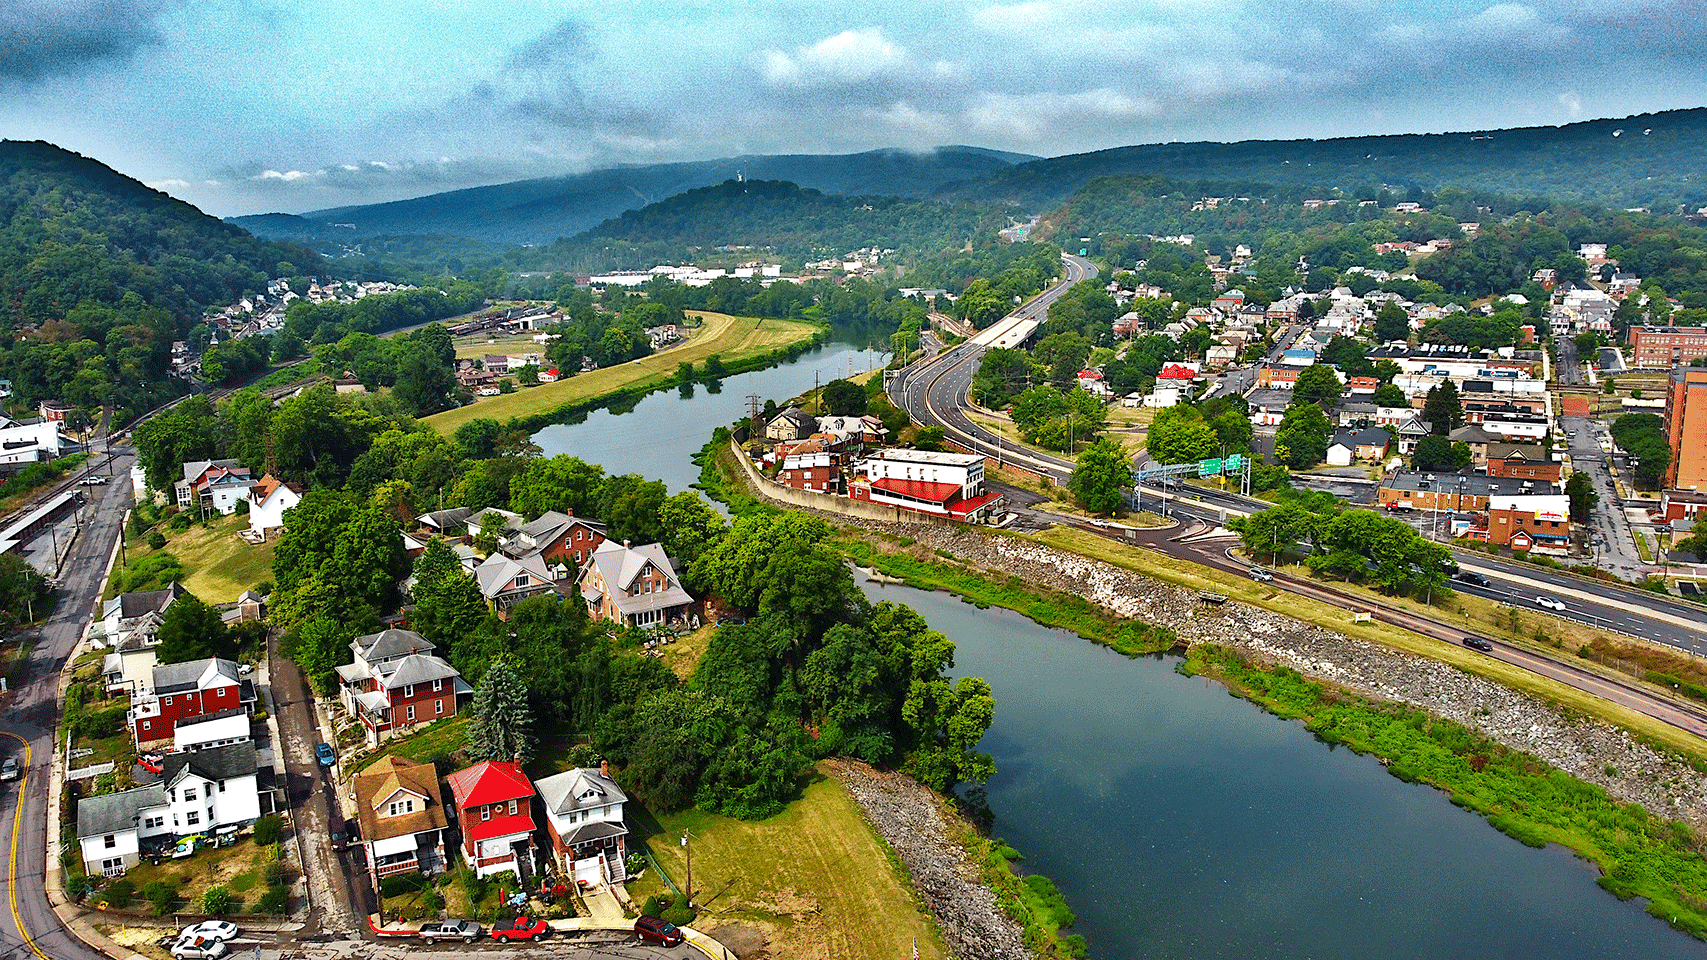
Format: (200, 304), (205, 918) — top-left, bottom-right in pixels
(490, 916), (549, 942)
(418, 919), (481, 943)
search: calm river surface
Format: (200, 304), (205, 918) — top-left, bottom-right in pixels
(854, 570), (1705, 960)
(533, 341), (886, 492)
(535, 341), (1703, 958)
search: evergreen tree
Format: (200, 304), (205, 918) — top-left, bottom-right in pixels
(1422, 381), (1465, 435)
(466, 657), (534, 764)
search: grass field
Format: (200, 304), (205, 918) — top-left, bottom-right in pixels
(424, 311), (821, 434)
(122, 513), (275, 604)
(1036, 526), (1707, 762)
(630, 769), (948, 960)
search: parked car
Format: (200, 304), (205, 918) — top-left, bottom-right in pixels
(491, 916), (549, 942)
(1462, 637), (1494, 652)
(1247, 566), (1274, 582)
(167, 935), (229, 959)
(179, 922), (239, 943)
(1455, 571), (1490, 587)
(0, 757), (18, 781)
(315, 742), (337, 767)
(635, 915), (684, 947)
(418, 920), (481, 943)
(1535, 596), (1566, 612)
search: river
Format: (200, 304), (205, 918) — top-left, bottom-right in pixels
(853, 569), (1703, 960)
(532, 340), (887, 492)
(532, 340), (1703, 958)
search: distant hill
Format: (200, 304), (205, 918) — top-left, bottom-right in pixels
(943, 108), (1707, 212)
(232, 146), (1034, 246)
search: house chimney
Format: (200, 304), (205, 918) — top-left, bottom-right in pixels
(623, 539), (631, 549)
(600, 759), (610, 779)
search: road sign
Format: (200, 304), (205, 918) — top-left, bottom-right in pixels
(1225, 454), (1244, 472)
(1199, 458), (1223, 476)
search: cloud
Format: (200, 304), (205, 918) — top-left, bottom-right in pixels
(0, 0), (184, 85)
(762, 28), (906, 87)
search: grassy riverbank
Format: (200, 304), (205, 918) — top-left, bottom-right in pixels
(1184, 643), (1707, 940)
(424, 311), (823, 435)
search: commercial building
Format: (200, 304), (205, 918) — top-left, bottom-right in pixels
(1630, 327), (1707, 369)
(1664, 367), (1707, 492)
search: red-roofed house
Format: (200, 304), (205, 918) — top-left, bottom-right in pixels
(1156, 362), (1199, 384)
(848, 449), (1003, 521)
(539, 368), (561, 383)
(446, 761), (538, 879)
(1075, 370), (1107, 395)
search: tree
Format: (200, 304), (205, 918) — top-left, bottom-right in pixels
(1291, 364), (1343, 406)
(820, 378), (868, 416)
(1371, 383), (1409, 409)
(391, 337), (457, 417)
(912, 426), (946, 452)
(1070, 438), (1129, 516)
(1374, 302), (1410, 343)
(1146, 406), (1217, 465)
(1412, 435), (1465, 472)
(1421, 381), (1464, 435)
(409, 540), (491, 653)
(972, 348), (1037, 407)
(1274, 403), (1332, 469)
(658, 492), (726, 589)
(1565, 472), (1599, 524)
(156, 594), (235, 664)
(466, 657), (535, 763)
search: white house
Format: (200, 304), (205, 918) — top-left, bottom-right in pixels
(247, 474), (302, 541)
(535, 764), (629, 885)
(0, 419), (64, 470)
(76, 741), (262, 876)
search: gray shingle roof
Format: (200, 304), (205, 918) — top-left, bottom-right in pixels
(352, 628), (434, 665)
(535, 767), (627, 817)
(162, 740), (258, 787)
(76, 785), (167, 839)
(378, 653), (467, 690)
(151, 658), (240, 695)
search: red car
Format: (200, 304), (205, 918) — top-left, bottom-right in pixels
(490, 917), (549, 942)
(635, 915), (684, 947)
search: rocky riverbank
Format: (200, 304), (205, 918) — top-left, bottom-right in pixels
(831, 760), (1030, 960)
(847, 518), (1707, 829)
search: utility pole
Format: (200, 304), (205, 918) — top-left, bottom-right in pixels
(746, 394), (762, 437)
(681, 830), (694, 906)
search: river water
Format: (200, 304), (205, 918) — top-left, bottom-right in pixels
(532, 341), (1704, 958)
(854, 569), (1704, 960)
(533, 341), (887, 492)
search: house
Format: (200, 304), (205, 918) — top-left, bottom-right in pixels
(0, 418), (66, 471)
(100, 582), (184, 648)
(1485, 495), (1571, 553)
(351, 756), (450, 891)
(848, 449), (1003, 521)
(1485, 443), (1561, 483)
(37, 399), (72, 424)
(130, 658), (256, 747)
(335, 628), (473, 747)
(535, 762), (629, 885)
(498, 510), (608, 575)
(173, 709), (252, 753)
(173, 460), (254, 515)
(1326, 427), (1392, 466)
(447, 761), (539, 879)
(247, 474), (303, 541)
(580, 540), (694, 629)
(75, 741), (263, 877)
(473, 552), (558, 616)
(814, 415), (887, 447)
(779, 451), (840, 493)
(764, 407), (819, 442)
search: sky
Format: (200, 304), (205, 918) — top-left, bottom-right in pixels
(2, 0), (1703, 218)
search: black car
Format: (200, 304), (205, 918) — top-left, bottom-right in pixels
(1455, 571), (1490, 587)
(1463, 636), (1494, 652)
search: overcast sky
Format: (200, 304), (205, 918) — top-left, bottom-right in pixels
(2, 0), (1702, 217)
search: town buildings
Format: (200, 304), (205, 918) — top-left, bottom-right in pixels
(447, 761), (539, 879)
(534, 763), (629, 885)
(848, 449), (1002, 520)
(335, 629), (472, 747)
(1665, 367), (1707, 492)
(580, 540), (694, 629)
(350, 756), (450, 891)
(1630, 326), (1707, 369)
(130, 658), (256, 747)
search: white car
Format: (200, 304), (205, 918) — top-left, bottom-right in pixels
(169, 935), (229, 959)
(180, 921), (239, 943)
(1535, 596), (1566, 612)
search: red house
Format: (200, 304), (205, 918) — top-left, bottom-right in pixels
(130, 658), (256, 747)
(499, 510), (608, 574)
(335, 629), (472, 747)
(446, 761), (539, 879)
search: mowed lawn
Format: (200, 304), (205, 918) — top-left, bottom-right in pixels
(131, 513), (275, 603)
(636, 769), (949, 960)
(425, 311), (820, 435)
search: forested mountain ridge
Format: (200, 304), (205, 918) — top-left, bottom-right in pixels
(231, 146), (1034, 247)
(0, 140), (319, 420)
(945, 108), (1707, 214)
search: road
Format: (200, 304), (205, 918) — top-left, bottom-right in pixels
(1, 447), (136, 960)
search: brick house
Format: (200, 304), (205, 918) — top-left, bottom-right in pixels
(473, 552), (557, 617)
(130, 658), (256, 747)
(1485, 495), (1571, 553)
(499, 510), (608, 577)
(580, 540), (694, 629)
(779, 451), (840, 493)
(447, 761), (539, 879)
(335, 628), (472, 747)
(351, 756), (450, 891)
(1484, 443), (1562, 483)
(535, 763), (628, 886)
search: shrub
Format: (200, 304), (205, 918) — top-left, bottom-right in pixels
(381, 873), (428, 898)
(146, 531), (167, 550)
(100, 878), (134, 908)
(144, 880), (176, 916)
(251, 814), (283, 846)
(263, 860), (290, 887)
(255, 884), (290, 914)
(202, 885), (231, 915)
(422, 888), (444, 913)
(661, 901), (697, 927)
(73, 706), (127, 739)
(641, 895), (668, 918)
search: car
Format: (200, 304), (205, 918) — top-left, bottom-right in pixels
(1535, 596), (1566, 612)
(491, 916), (550, 942)
(0, 757), (19, 781)
(315, 742), (337, 767)
(1247, 566), (1274, 582)
(167, 935), (229, 959)
(1455, 571), (1490, 587)
(634, 915), (684, 947)
(78, 475), (109, 485)
(179, 921), (239, 943)
(1462, 637), (1494, 652)
(419, 919), (482, 943)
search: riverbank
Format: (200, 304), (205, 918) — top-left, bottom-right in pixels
(424, 311), (824, 435)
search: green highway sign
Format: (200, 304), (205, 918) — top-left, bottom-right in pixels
(1199, 458), (1223, 476)
(1224, 454), (1244, 471)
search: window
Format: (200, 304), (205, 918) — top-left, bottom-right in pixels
(144, 816), (164, 829)
(433, 678), (443, 692)
(508, 800), (518, 816)
(403, 684), (414, 699)
(218, 780), (226, 793)
(406, 705), (416, 722)
(436, 699), (445, 716)
(142, 721), (152, 731)
(389, 799), (415, 816)
(515, 574), (530, 588)
(482, 806), (491, 821)
(102, 857), (123, 871)
(186, 812), (200, 826)
(104, 834), (117, 849)
(184, 788), (197, 801)
(164, 696), (173, 706)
